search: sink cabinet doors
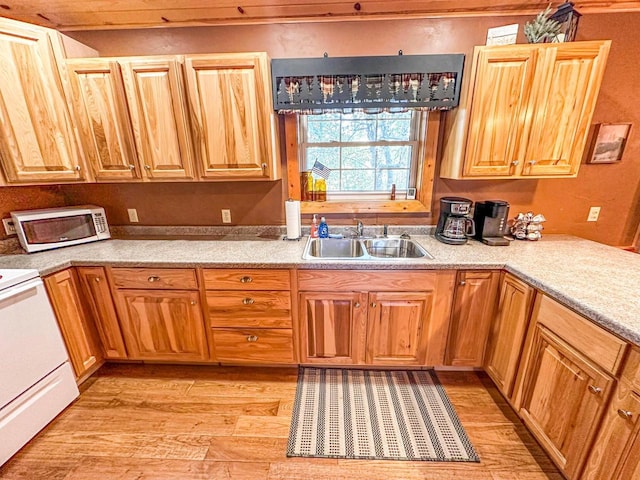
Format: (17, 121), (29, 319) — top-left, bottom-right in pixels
(297, 270), (455, 366)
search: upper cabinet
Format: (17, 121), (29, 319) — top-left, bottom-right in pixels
(66, 59), (140, 181)
(0, 18), (88, 184)
(184, 53), (280, 180)
(120, 57), (197, 181)
(441, 41), (610, 179)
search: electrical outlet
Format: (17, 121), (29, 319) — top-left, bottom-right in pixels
(127, 208), (139, 223)
(221, 209), (232, 224)
(587, 206), (601, 222)
(2, 217), (16, 235)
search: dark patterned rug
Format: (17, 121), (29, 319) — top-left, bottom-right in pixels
(287, 367), (479, 462)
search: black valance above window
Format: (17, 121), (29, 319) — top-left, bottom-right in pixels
(271, 53), (464, 113)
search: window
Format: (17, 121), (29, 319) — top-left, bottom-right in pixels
(299, 111), (422, 199)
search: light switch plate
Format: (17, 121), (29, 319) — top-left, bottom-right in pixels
(127, 208), (139, 223)
(587, 206), (601, 222)
(221, 209), (232, 224)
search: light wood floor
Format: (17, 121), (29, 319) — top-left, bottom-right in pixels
(0, 364), (562, 480)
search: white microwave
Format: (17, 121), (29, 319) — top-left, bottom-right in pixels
(11, 205), (111, 253)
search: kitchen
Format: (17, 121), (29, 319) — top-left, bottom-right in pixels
(0, 2), (639, 479)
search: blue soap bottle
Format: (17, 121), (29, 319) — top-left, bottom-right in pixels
(318, 216), (329, 238)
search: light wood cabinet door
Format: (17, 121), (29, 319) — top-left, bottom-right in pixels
(120, 57), (196, 180)
(299, 291), (367, 364)
(366, 291), (433, 366)
(463, 46), (538, 177)
(522, 42), (610, 177)
(0, 19), (86, 183)
(445, 270), (500, 367)
(184, 53), (279, 180)
(115, 289), (209, 361)
(66, 59), (139, 181)
(519, 324), (614, 479)
(76, 267), (127, 359)
(581, 381), (640, 480)
(484, 273), (535, 398)
(44, 269), (103, 379)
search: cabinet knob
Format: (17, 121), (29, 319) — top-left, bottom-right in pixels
(242, 298), (255, 305)
(75, 165), (81, 171)
(354, 302), (360, 308)
(370, 302), (377, 308)
(147, 275), (161, 283)
(240, 276), (253, 283)
(144, 165), (151, 170)
(529, 160), (537, 165)
(261, 163), (267, 170)
(617, 409), (633, 420)
(94, 277), (101, 282)
(459, 280), (466, 286)
(128, 164), (136, 170)
(511, 160), (520, 166)
(246, 335), (259, 342)
(588, 385), (603, 395)
(190, 300), (197, 305)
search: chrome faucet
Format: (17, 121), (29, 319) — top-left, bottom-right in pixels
(346, 219), (364, 238)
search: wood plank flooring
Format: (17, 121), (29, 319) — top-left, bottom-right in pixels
(0, 364), (561, 480)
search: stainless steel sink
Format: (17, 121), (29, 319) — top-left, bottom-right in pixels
(302, 237), (433, 260)
(362, 238), (431, 259)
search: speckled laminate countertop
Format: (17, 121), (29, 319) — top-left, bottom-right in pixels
(1, 234), (638, 347)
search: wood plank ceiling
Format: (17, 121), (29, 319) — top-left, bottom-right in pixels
(1, 0), (638, 31)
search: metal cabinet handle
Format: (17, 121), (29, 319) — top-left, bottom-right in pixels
(261, 163), (267, 170)
(354, 302), (360, 308)
(529, 160), (537, 165)
(144, 165), (151, 170)
(246, 335), (259, 342)
(242, 298), (255, 305)
(512, 160), (520, 166)
(459, 280), (466, 286)
(190, 300), (197, 305)
(240, 276), (253, 283)
(588, 385), (603, 395)
(147, 275), (161, 283)
(75, 165), (81, 171)
(95, 277), (101, 282)
(370, 302), (377, 308)
(618, 409), (633, 420)
(128, 164), (136, 170)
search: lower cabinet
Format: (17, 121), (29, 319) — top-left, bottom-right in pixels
(76, 267), (127, 359)
(445, 270), (500, 367)
(297, 270), (456, 366)
(111, 268), (209, 361)
(484, 273), (535, 401)
(202, 268), (295, 364)
(581, 347), (640, 480)
(517, 294), (627, 479)
(44, 269), (104, 380)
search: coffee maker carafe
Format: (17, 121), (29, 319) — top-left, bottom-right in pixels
(435, 197), (476, 245)
(473, 200), (511, 246)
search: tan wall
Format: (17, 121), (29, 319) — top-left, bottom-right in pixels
(3, 13), (637, 246)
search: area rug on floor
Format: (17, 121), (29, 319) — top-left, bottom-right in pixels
(287, 368), (479, 462)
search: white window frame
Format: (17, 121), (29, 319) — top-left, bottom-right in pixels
(298, 111), (423, 201)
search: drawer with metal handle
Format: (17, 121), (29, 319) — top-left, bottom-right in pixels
(211, 328), (294, 363)
(110, 268), (198, 290)
(206, 291), (292, 328)
(202, 269), (290, 291)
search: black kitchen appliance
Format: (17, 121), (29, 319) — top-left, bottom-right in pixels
(435, 197), (476, 245)
(473, 200), (510, 246)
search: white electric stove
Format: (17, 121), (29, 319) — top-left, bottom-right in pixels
(0, 268), (79, 466)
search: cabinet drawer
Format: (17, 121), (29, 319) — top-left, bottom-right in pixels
(534, 295), (627, 375)
(202, 269), (290, 291)
(211, 328), (294, 363)
(206, 291), (291, 328)
(622, 347), (640, 390)
(111, 268), (198, 290)
(298, 270), (450, 292)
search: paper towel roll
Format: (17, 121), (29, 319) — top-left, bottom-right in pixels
(285, 200), (301, 240)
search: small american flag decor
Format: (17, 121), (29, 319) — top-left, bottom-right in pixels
(311, 160), (331, 179)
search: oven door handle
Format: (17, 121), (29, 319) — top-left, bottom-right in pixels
(0, 278), (42, 304)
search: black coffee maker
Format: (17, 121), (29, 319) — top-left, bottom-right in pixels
(435, 197), (476, 245)
(473, 200), (510, 246)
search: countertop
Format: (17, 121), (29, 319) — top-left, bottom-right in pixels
(1, 234), (638, 347)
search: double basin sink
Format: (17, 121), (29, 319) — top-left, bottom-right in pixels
(302, 236), (433, 260)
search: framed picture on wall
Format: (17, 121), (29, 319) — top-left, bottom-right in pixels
(586, 123), (632, 164)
